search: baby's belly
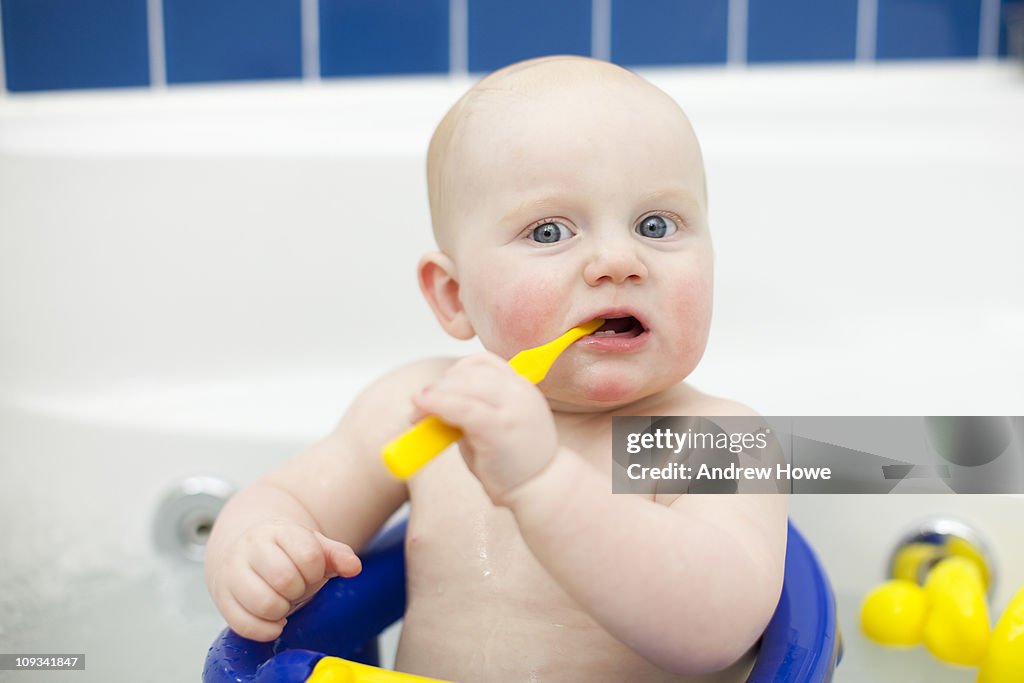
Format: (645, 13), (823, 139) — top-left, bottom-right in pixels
(394, 452), (755, 682)
(393, 512), (754, 682)
(395, 592), (755, 683)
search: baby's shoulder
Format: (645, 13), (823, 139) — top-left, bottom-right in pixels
(342, 357), (457, 431)
(327, 358), (458, 457)
(362, 356), (456, 397)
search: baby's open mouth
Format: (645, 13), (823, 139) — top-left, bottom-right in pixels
(589, 316), (646, 339)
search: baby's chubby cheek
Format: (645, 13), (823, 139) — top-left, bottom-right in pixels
(478, 276), (566, 358)
(667, 271), (713, 366)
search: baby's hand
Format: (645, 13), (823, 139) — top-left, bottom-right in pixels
(411, 352), (558, 504)
(207, 521), (362, 641)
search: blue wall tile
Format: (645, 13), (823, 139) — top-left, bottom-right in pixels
(468, 0), (591, 73)
(999, 0), (1022, 56)
(612, 0), (728, 66)
(320, 0), (448, 77)
(877, 0), (981, 59)
(748, 0), (858, 62)
(4, 0), (1008, 95)
(163, 0), (302, 84)
(2, 0), (149, 92)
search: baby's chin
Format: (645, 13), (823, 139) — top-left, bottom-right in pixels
(542, 370), (669, 413)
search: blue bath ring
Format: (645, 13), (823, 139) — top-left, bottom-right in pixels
(203, 520), (841, 683)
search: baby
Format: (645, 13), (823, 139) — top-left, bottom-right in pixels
(204, 55), (787, 682)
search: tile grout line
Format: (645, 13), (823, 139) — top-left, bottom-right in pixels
(855, 0), (878, 62)
(146, 0), (167, 88)
(301, 0), (320, 81)
(591, 0), (611, 62)
(449, 0), (468, 76)
(727, 0), (748, 66)
(978, 0), (1000, 59)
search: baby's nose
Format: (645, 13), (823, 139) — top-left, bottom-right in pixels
(583, 246), (648, 286)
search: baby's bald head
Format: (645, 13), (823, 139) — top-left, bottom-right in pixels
(426, 55), (706, 254)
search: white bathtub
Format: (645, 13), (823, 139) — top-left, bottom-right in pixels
(1, 61), (1023, 682)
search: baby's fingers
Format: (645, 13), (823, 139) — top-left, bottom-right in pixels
(408, 389), (431, 425)
(414, 383), (498, 433)
(250, 539), (309, 602)
(221, 576), (288, 642)
(314, 531), (362, 579)
(274, 530), (329, 590)
(233, 565), (293, 621)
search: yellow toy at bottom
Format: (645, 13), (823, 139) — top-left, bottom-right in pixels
(921, 557), (990, 666)
(977, 585), (1024, 683)
(860, 579), (929, 646)
(307, 657), (453, 683)
(861, 556), (989, 663)
(862, 552), (1024, 683)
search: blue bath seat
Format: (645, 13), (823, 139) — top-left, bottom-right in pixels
(203, 520), (841, 682)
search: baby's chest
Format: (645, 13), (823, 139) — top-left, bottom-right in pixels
(403, 449), (575, 604)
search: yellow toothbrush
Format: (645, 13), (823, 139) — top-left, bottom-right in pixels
(381, 318), (605, 479)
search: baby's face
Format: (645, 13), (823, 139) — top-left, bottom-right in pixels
(443, 73), (712, 409)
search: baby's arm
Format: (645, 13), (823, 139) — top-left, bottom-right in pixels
(204, 359), (448, 641)
(412, 353), (787, 676)
(508, 454), (787, 676)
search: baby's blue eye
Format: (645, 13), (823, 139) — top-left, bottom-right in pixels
(636, 214), (678, 239)
(530, 222), (572, 244)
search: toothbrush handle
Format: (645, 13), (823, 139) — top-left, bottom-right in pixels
(381, 415), (463, 479)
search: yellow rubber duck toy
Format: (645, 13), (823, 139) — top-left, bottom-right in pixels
(861, 554), (990, 665)
(861, 536), (1024, 683)
(922, 557), (990, 666)
(977, 584), (1024, 683)
(861, 578), (929, 646)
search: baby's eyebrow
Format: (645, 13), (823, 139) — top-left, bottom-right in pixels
(499, 186), (702, 225)
(637, 186), (701, 208)
(500, 194), (565, 225)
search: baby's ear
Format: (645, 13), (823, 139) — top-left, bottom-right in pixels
(417, 252), (475, 340)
